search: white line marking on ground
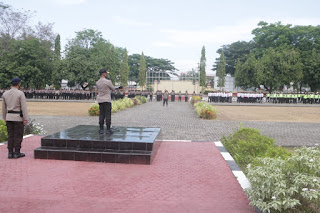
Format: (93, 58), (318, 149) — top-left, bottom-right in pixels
(214, 141), (252, 191)
(23, 134), (34, 139)
(233, 171), (251, 190)
(0, 134), (34, 145)
(221, 152), (234, 161)
(214, 141), (223, 147)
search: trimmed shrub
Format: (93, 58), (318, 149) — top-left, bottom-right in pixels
(190, 95), (201, 106)
(122, 98), (134, 108)
(221, 127), (291, 171)
(194, 101), (217, 119)
(88, 98), (136, 116)
(135, 95), (147, 104)
(132, 98), (138, 106)
(88, 103), (99, 116)
(246, 147), (320, 213)
(0, 120), (8, 143)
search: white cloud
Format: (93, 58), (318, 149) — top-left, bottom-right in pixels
(159, 17), (320, 48)
(112, 16), (152, 27)
(160, 22), (255, 47)
(174, 59), (199, 72)
(55, 0), (86, 5)
(152, 42), (175, 47)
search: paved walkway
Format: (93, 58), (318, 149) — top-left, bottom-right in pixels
(0, 136), (254, 213)
(26, 101), (320, 146)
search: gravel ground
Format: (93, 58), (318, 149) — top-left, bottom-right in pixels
(14, 101), (320, 147)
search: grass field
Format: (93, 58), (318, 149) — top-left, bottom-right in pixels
(0, 101), (320, 123)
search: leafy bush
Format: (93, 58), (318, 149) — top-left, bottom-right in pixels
(0, 120), (8, 143)
(132, 98), (138, 106)
(190, 95), (201, 106)
(122, 98), (134, 108)
(221, 127), (291, 171)
(135, 95), (147, 104)
(246, 147), (320, 213)
(24, 119), (46, 135)
(89, 98), (135, 116)
(88, 103), (100, 116)
(194, 101), (217, 119)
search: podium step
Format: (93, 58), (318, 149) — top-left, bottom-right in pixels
(34, 147), (154, 165)
(34, 125), (161, 165)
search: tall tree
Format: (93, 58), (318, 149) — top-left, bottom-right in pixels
(119, 48), (129, 87)
(54, 34), (61, 59)
(301, 49), (320, 91)
(128, 53), (177, 82)
(200, 45), (206, 87)
(0, 38), (53, 88)
(234, 54), (259, 89)
(214, 41), (253, 76)
(64, 29), (109, 89)
(257, 46), (303, 92)
(217, 50), (226, 89)
(105, 45), (120, 84)
(138, 52), (146, 89)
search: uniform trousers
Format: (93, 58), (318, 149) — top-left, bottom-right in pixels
(6, 121), (24, 150)
(163, 98), (168, 106)
(99, 102), (112, 127)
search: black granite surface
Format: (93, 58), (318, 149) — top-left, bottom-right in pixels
(42, 125), (161, 143)
(34, 125), (161, 165)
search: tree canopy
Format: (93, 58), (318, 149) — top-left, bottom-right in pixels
(0, 3), (177, 89)
(219, 21), (320, 92)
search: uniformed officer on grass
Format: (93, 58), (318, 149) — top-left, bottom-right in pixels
(96, 69), (115, 134)
(2, 78), (29, 159)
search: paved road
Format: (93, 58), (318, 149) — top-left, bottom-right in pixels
(12, 101), (319, 147)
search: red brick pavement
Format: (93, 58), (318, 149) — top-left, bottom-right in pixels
(0, 136), (255, 213)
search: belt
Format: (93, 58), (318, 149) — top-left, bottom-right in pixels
(8, 110), (23, 117)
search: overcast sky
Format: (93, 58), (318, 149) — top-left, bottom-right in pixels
(6, 0), (320, 73)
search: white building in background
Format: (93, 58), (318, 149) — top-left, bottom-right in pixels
(207, 71), (238, 92)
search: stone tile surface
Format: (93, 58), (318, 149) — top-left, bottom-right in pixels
(0, 136), (255, 213)
(22, 102), (320, 146)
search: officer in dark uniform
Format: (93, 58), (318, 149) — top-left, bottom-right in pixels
(185, 91), (189, 102)
(96, 69), (115, 134)
(171, 90), (175, 102)
(2, 78), (29, 159)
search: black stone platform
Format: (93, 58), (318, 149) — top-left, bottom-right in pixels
(34, 125), (162, 165)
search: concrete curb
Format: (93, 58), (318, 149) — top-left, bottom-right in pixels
(214, 141), (251, 190)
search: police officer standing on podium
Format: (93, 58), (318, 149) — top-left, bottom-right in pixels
(2, 78), (29, 159)
(96, 69), (115, 134)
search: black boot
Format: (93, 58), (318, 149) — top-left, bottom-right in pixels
(13, 148), (25, 159)
(99, 125), (104, 134)
(8, 148), (13, 159)
(106, 125), (113, 134)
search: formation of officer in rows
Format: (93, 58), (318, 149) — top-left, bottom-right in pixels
(111, 89), (125, 100)
(266, 93), (320, 104)
(127, 90), (149, 99)
(237, 93), (264, 103)
(2, 89), (95, 100)
(208, 92), (233, 103)
(155, 90), (192, 102)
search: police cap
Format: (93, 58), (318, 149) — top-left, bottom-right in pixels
(99, 69), (107, 74)
(11, 78), (22, 84)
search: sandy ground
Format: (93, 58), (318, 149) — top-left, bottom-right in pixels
(215, 105), (320, 123)
(0, 101), (320, 123)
